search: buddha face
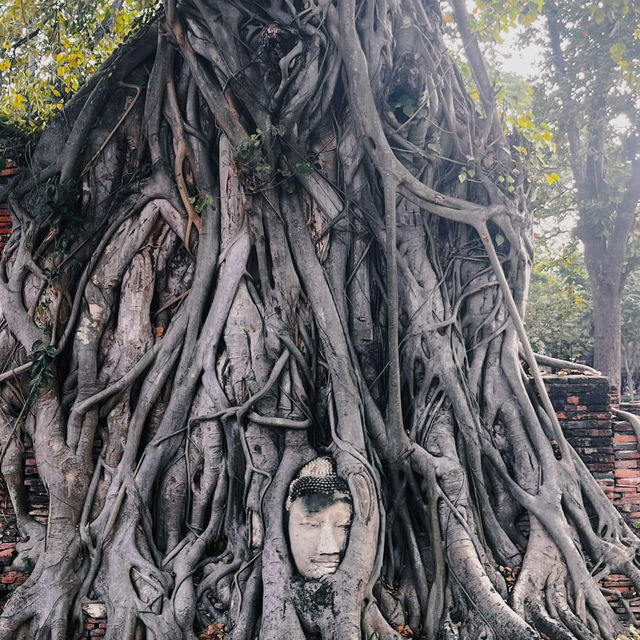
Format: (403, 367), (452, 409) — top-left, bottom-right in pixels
(287, 492), (353, 579)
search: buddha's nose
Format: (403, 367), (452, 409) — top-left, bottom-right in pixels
(317, 523), (341, 555)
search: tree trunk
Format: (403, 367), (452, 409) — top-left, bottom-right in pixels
(591, 277), (622, 392)
(0, 2), (637, 639)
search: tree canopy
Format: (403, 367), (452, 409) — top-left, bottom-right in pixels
(0, 0), (159, 130)
(526, 256), (592, 362)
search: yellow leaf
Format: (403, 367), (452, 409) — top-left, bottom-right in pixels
(545, 172), (560, 184)
(444, 14), (453, 22)
(10, 93), (26, 108)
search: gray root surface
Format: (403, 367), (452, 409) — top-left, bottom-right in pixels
(0, 1), (635, 639)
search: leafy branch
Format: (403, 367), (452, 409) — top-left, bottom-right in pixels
(27, 339), (56, 408)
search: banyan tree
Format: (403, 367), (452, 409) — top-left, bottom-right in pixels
(0, 1), (637, 638)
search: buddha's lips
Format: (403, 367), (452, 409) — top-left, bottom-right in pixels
(311, 557), (340, 568)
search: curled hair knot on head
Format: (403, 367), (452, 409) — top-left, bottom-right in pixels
(285, 456), (351, 511)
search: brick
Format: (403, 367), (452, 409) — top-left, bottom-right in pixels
(614, 435), (637, 443)
(614, 443), (638, 452)
(1, 571), (18, 584)
(613, 469), (640, 478)
(614, 486), (639, 494)
(615, 451), (640, 460)
(616, 460), (640, 469)
(568, 430), (612, 439)
(0, 548), (15, 566)
(588, 464), (615, 473)
(615, 469), (640, 478)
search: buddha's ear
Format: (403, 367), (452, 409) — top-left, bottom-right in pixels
(347, 472), (375, 524)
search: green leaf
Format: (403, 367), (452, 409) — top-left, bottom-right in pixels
(295, 161), (314, 176)
(610, 42), (627, 63)
(31, 361), (44, 374)
(26, 391), (38, 408)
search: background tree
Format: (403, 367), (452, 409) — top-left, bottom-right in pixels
(468, 0), (640, 390)
(537, 0), (640, 391)
(0, 1), (639, 639)
(525, 248), (592, 362)
(622, 270), (640, 400)
(0, 0), (159, 130)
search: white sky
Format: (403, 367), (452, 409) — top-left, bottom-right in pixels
(496, 30), (545, 80)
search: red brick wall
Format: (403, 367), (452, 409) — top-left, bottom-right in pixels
(83, 616), (107, 638)
(603, 410), (640, 619)
(612, 417), (640, 523)
(546, 376), (640, 618)
(0, 444), (46, 609)
(545, 374), (614, 488)
(0, 165), (16, 251)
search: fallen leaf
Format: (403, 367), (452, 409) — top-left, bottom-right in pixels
(200, 622), (225, 639)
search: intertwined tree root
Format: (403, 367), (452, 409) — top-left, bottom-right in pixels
(0, 1), (637, 639)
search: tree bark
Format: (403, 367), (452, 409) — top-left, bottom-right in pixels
(591, 277), (623, 391)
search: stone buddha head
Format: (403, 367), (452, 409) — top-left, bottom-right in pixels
(286, 457), (353, 580)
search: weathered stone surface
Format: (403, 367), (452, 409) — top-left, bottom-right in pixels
(81, 603), (108, 620)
